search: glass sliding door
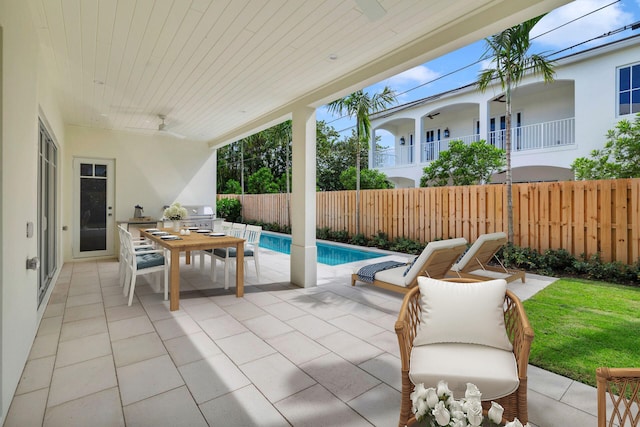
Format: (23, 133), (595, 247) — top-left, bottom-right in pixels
(38, 120), (58, 306)
(73, 158), (115, 258)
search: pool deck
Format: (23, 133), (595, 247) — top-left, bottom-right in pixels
(4, 246), (600, 426)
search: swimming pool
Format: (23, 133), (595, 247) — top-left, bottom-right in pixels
(259, 232), (385, 266)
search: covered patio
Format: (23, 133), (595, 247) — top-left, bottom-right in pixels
(5, 250), (597, 426)
(2, 0), (571, 424)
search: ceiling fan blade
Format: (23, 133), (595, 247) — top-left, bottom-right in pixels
(355, 0), (386, 21)
(162, 129), (186, 139)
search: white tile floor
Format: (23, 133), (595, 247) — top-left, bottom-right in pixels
(4, 248), (599, 426)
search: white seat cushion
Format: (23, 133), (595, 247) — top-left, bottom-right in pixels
(371, 266), (409, 287)
(409, 342), (519, 401)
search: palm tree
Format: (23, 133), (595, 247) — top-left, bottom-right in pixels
(477, 15), (555, 244)
(326, 87), (396, 234)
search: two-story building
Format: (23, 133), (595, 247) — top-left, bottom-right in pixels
(370, 34), (640, 187)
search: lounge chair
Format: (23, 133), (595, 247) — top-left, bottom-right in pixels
(450, 232), (525, 283)
(351, 238), (468, 294)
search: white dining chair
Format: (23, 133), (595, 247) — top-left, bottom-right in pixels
(242, 224), (262, 281)
(118, 224), (153, 288)
(210, 223), (247, 288)
(122, 229), (168, 306)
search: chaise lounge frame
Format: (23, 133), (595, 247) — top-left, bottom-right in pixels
(451, 232), (525, 283)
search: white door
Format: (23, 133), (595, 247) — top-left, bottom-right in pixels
(73, 158), (115, 258)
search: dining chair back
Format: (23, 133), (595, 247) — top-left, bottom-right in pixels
(243, 225), (262, 280)
(597, 367), (640, 427)
(220, 221), (233, 235)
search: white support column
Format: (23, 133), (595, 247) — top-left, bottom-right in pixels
(290, 106), (317, 287)
(414, 117), (421, 169)
(479, 101), (489, 142)
(211, 148), (217, 215)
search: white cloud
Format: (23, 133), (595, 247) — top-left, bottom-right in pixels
(386, 65), (440, 86)
(532, 0), (633, 49)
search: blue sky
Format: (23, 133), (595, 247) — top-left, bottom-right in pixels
(318, 0), (640, 145)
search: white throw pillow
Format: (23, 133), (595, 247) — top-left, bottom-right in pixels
(413, 277), (513, 351)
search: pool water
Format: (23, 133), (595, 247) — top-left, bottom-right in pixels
(259, 232), (385, 266)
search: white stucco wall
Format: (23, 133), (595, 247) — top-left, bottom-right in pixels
(63, 126), (217, 261)
(0, 0), (66, 422)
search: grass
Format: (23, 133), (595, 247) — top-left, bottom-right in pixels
(522, 278), (640, 388)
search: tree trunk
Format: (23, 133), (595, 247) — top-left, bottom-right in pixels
(505, 79), (514, 244)
(355, 132), (361, 236)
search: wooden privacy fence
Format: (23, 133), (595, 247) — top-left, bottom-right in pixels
(218, 178), (640, 264)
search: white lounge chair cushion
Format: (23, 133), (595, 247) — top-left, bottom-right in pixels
(413, 277), (513, 351)
(451, 232), (506, 272)
(409, 342), (519, 401)
(367, 238), (469, 287)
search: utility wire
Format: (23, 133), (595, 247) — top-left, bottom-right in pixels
(326, 0), (624, 128)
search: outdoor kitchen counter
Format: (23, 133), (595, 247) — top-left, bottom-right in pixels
(139, 228), (245, 311)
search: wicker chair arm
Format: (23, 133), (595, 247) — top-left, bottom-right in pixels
(395, 286), (420, 371)
(504, 290), (534, 379)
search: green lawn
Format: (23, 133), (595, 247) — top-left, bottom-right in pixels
(522, 278), (640, 387)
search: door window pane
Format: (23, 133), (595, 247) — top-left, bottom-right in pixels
(80, 176), (107, 251)
(80, 163), (93, 176)
(38, 120), (57, 306)
(94, 164), (107, 177)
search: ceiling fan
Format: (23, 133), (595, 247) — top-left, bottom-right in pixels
(127, 114), (186, 139)
(427, 112), (440, 119)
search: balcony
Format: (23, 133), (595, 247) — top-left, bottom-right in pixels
(412, 118), (576, 165)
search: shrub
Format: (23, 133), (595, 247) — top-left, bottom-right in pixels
(316, 227), (331, 240)
(216, 198), (242, 222)
(389, 237), (423, 254)
(349, 233), (368, 246)
(329, 230), (350, 243)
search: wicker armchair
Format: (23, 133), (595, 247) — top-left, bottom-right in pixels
(596, 367), (640, 427)
(394, 278), (534, 427)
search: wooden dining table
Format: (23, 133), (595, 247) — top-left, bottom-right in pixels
(139, 228), (245, 311)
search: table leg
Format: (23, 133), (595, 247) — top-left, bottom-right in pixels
(185, 251), (191, 264)
(170, 249), (180, 311)
(235, 241), (244, 297)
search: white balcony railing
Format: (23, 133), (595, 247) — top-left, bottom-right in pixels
(420, 134), (481, 162)
(374, 144), (415, 168)
(488, 117), (575, 151)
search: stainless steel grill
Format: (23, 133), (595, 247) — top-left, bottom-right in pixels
(172, 205), (216, 229)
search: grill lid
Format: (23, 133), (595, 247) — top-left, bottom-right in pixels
(181, 205), (214, 218)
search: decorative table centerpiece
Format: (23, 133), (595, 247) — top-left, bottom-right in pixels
(163, 202), (188, 232)
(411, 381), (530, 427)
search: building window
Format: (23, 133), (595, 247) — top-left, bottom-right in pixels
(619, 64), (640, 115)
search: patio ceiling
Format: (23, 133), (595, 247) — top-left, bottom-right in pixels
(27, 0), (569, 147)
